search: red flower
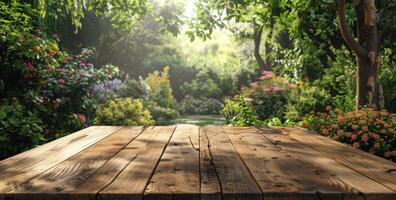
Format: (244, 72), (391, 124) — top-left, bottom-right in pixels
(57, 79), (65, 85)
(78, 114), (86, 124)
(361, 134), (369, 142)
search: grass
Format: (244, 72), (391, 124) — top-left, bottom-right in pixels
(175, 115), (226, 126)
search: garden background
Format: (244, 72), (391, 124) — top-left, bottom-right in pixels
(1, 0), (395, 161)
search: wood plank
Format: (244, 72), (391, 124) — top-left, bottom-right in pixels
(200, 126), (262, 200)
(257, 127), (396, 200)
(281, 127), (396, 193)
(90, 126), (176, 200)
(144, 125), (200, 200)
(0, 126), (121, 193)
(224, 127), (342, 200)
(6, 126), (143, 199)
(200, 126), (222, 200)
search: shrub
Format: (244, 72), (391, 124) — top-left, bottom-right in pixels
(240, 71), (291, 121)
(222, 96), (263, 126)
(178, 96), (223, 115)
(94, 98), (154, 126)
(302, 108), (396, 162)
(117, 77), (149, 100)
(285, 85), (332, 121)
(181, 70), (222, 99)
(379, 48), (396, 113)
(145, 101), (179, 125)
(0, 100), (45, 159)
(145, 66), (175, 108)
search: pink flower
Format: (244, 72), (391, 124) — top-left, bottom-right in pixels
(353, 142), (360, 149)
(57, 79), (65, 85)
(351, 135), (357, 141)
(322, 128), (329, 135)
(362, 126), (369, 132)
(347, 132), (353, 138)
(351, 125), (359, 130)
(336, 129), (344, 136)
(24, 62), (35, 70)
(250, 82), (259, 88)
(78, 114), (86, 124)
(331, 124), (339, 129)
(361, 134), (369, 142)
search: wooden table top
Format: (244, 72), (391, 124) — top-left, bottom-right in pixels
(1, 125), (396, 200)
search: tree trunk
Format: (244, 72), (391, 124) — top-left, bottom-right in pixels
(253, 25), (272, 71)
(336, 0), (383, 110)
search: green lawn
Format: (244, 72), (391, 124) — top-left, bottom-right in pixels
(175, 115), (226, 126)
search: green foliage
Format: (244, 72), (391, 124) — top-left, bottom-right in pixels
(145, 66), (175, 108)
(181, 70), (222, 99)
(0, 32), (119, 136)
(0, 2), (34, 36)
(0, 100), (45, 159)
(178, 96), (223, 115)
(285, 85), (332, 121)
(145, 101), (178, 125)
(36, 0), (152, 31)
(303, 108), (396, 162)
(117, 78), (149, 100)
(240, 71), (291, 121)
(379, 48), (396, 113)
(222, 96), (263, 127)
(94, 98), (154, 126)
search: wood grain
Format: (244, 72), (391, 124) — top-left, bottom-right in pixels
(258, 127), (396, 200)
(0, 126), (121, 193)
(200, 126), (262, 200)
(200, 126), (222, 200)
(282, 127), (396, 192)
(224, 127), (342, 200)
(2, 126), (396, 200)
(97, 126), (176, 200)
(6, 127), (143, 199)
(144, 125), (200, 200)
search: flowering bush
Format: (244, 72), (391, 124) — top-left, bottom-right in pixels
(94, 98), (154, 126)
(0, 99), (45, 159)
(239, 71), (293, 121)
(0, 3), (120, 158)
(303, 108), (396, 162)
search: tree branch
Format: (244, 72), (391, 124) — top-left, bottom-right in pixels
(336, 0), (367, 58)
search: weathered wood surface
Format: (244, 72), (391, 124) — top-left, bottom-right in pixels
(1, 125), (396, 200)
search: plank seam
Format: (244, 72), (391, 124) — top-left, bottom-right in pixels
(202, 127), (224, 200)
(71, 126), (145, 199)
(142, 126), (177, 200)
(198, 127), (202, 200)
(4, 126), (123, 194)
(223, 127), (265, 198)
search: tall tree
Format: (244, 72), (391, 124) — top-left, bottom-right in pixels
(336, 0), (383, 110)
(188, 0), (279, 71)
